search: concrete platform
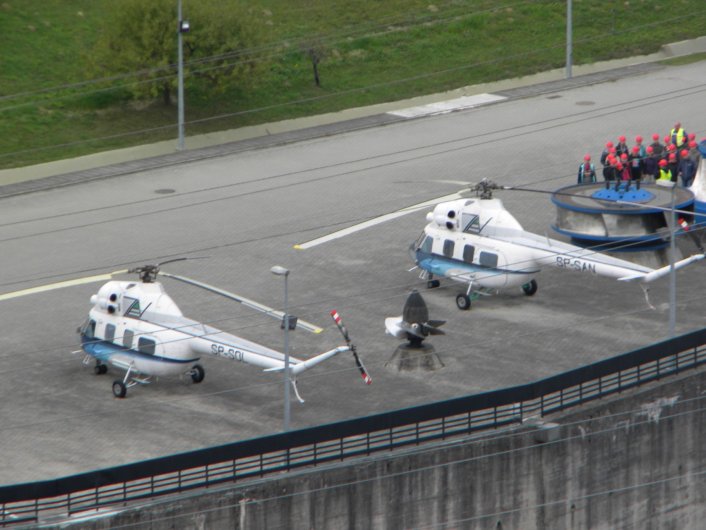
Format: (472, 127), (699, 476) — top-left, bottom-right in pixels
(0, 55), (705, 487)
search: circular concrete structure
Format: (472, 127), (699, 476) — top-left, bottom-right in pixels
(551, 182), (695, 268)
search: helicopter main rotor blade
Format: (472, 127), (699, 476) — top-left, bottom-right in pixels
(160, 272), (324, 334)
(0, 270), (129, 301)
(293, 190), (468, 250)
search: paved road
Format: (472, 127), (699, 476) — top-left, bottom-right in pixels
(0, 60), (705, 485)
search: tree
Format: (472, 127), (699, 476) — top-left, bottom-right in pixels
(91, 0), (263, 105)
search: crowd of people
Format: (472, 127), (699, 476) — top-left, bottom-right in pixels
(577, 122), (702, 188)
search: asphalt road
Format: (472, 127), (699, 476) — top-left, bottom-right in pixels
(0, 61), (705, 485)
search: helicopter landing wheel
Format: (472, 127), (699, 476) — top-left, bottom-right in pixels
(190, 364), (205, 384)
(456, 293), (471, 310)
(427, 279), (440, 289)
(522, 279), (538, 296)
(112, 380), (127, 398)
(94, 364), (108, 375)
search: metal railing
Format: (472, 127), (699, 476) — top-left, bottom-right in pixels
(2, 327), (706, 526)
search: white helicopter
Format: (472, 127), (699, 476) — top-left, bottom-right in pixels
(1, 261), (371, 399)
(296, 180), (705, 310)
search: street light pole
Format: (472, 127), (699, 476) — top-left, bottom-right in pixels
(668, 184), (676, 336)
(566, 0), (573, 79)
(177, 0), (187, 151)
(271, 265), (291, 431)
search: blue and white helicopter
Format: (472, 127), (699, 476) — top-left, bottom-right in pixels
(1, 262), (371, 398)
(296, 180), (704, 310)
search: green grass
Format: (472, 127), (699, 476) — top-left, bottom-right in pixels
(1, 0), (705, 169)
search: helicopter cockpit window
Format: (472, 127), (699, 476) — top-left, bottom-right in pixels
(420, 235), (433, 253)
(479, 251), (498, 268)
(463, 244), (475, 264)
(415, 232), (433, 254)
(104, 323), (116, 342)
(138, 337), (156, 356)
(462, 214), (481, 234)
(443, 239), (455, 258)
(123, 329), (134, 349)
(82, 319), (96, 339)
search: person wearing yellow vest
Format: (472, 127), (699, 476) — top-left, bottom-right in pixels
(670, 122), (687, 150)
(657, 158), (674, 185)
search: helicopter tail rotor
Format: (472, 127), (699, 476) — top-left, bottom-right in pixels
(330, 310), (372, 385)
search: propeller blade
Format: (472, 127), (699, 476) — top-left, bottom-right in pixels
(0, 270), (128, 301)
(161, 272), (323, 334)
(330, 310), (372, 385)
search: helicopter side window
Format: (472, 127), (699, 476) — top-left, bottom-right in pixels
(463, 245), (475, 264)
(443, 239), (455, 258)
(104, 323), (116, 342)
(479, 251), (498, 268)
(123, 329), (134, 349)
(138, 337), (156, 356)
(462, 214), (481, 234)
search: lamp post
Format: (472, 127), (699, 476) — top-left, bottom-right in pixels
(668, 184), (676, 337)
(565, 0), (573, 79)
(177, 0), (190, 151)
(270, 265), (291, 431)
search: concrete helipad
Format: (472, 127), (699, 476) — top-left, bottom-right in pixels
(0, 59), (705, 486)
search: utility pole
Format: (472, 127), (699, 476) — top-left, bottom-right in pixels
(566, 0), (573, 79)
(177, 0), (189, 151)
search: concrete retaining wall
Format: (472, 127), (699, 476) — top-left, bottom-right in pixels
(47, 370), (706, 529)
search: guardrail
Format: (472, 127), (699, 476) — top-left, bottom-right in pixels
(2, 327), (706, 527)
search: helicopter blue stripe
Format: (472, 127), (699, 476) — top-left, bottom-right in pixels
(80, 335), (199, 365)
(416, 251), (537, 277)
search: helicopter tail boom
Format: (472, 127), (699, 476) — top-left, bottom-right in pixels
(263, 346), (350, 375)
(618, 254), (705, 282)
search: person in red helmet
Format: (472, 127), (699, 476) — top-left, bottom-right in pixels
(689, 140), (701, 166)
(629, 145), (643, 181)
(603, 155), (617, 182)
(650, 133), (664, 157)
(600, 141), (614, 166)
(577, 154), (596, 184)
(667, 152), (679, 180)
(657, 158), (674, 185)
(616, 160), (631, 182)
(616, 135), (629, 157)
(678, 149), (697, 187)
(634, 135), (646, 158)
(643, 145), (658, 183)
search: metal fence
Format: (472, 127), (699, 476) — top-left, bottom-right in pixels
(2, 327), (706, 527)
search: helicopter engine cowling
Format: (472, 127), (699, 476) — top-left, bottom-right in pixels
(430, 203), (460, 231)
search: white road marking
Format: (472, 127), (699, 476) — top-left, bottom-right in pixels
(388, 93), (507, 118)
(0, 270), (128, 301)
(294, 191), (466, 250)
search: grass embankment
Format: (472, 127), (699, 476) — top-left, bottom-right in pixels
(0, 0), (704, 169)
